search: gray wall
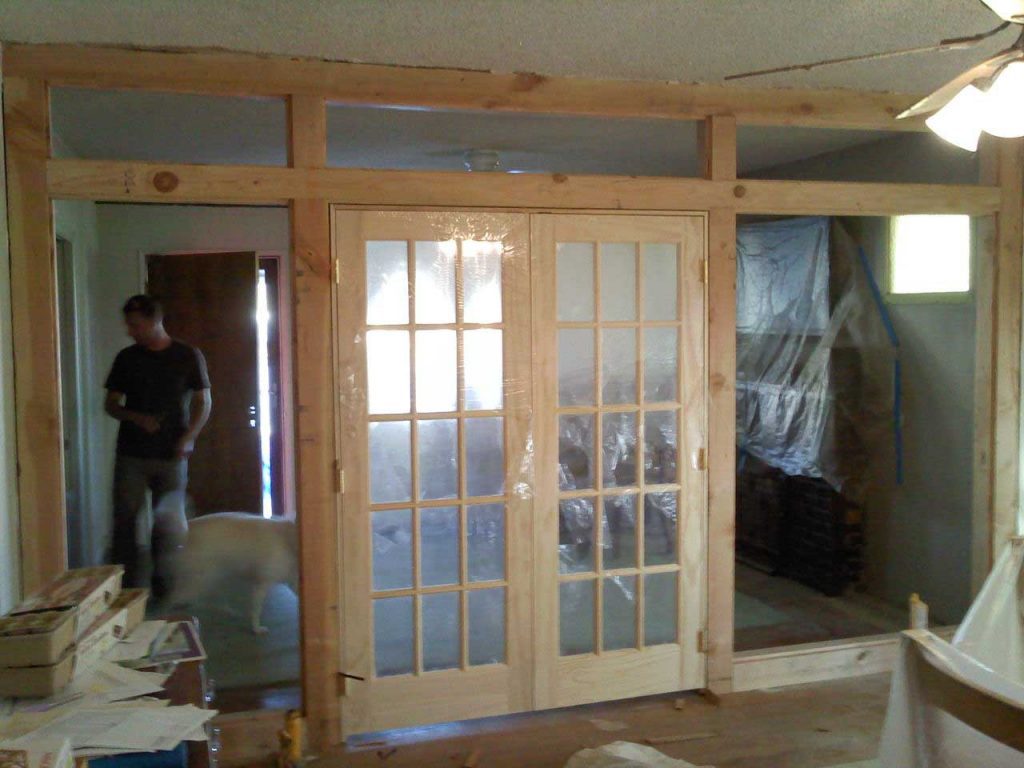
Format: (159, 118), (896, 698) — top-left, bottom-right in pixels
(758, 133), (980, 623)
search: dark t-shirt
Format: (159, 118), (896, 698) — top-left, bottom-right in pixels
(105, 340), (210, 460)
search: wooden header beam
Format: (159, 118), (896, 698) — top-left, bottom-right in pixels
(46, 159), (1001, 216)
(4, 43), (927, 131)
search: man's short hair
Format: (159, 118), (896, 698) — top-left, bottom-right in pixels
(122, 294), (163, 320)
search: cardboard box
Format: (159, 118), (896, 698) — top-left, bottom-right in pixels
(0, 608), (76, 667)
(13, 566), (123, 639)
(109, 588), (148, 635)
(0, 648), (74, 698)
(73, 602), (130, 675)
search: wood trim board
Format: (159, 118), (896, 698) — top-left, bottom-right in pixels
(45, 159), (1002, 216)
(4, 43), (927, 131)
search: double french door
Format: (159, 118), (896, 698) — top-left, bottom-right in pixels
(335, 210), (706, 736)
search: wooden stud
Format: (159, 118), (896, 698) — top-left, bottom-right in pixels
(977, 136), (1024, 567)
(972, 213), (996, 594)
(7, 43), (926, 131)
(702, 115), (738, 695)
(4, 75), (65, 594)
(288, 93), (340, 748)
(46, 159), (1003, 216)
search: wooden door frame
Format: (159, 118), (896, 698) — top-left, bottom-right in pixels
(2, 43), (1021, 748)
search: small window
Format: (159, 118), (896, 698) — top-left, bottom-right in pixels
(889, 215), (971, 296)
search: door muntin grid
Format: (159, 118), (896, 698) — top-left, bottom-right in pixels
(556, 240), (684, 656)
(366, 238), (510, 678)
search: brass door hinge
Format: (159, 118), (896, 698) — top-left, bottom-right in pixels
(697, 629), (709, 653)
(334, 257), (341, 285)
(697, 258), (707, 284)
(334, 461), (345, 494)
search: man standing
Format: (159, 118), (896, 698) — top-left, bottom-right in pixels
(104, 295), (212, 599)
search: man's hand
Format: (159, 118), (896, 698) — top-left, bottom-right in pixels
(174, 435), (196, 459)
(133, 413), (161, 434)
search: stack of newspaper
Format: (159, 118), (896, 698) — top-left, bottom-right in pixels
(0, 620), (215, 759)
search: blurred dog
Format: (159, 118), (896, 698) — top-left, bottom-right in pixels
(158, 492), (298, 634)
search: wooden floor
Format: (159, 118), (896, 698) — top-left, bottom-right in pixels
(734, 564), (905, 652)
(294, 674), (891, 768)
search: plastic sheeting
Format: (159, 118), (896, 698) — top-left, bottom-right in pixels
(564, 741), (709, 768)
(952, 537), (1024, 686)
(878, 630), (1024, 767)
(736, 217), (894, 497)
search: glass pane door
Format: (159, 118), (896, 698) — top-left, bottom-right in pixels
(336, 211), (532, 735)
(533, 214), (707, 708)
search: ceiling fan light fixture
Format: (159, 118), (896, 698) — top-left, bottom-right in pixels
(982, 61), (1024, 137)
(925, 84), (986, 151)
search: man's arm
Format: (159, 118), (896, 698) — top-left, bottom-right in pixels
(175, 389), (212, 458)
(104, 390), (159, 433)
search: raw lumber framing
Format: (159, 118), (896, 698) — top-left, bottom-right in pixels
(4, 43), (926, 131)
(288, 94), (340, 748)
(45, 159), (1001, 216)
(3, 75), (64, 594)
(3, 39), (1022, 743)
(985, 138), (1024, 554)
(702, 116), (738, 695)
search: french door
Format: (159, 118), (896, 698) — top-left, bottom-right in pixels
(335, 212), (533, 734)
(532, 215), (707, 707)
(335, 210), (706, 736)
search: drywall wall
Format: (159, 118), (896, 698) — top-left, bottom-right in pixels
(0, 54), (21, 612)
(754, 133), (979, 624)
(69, 204), (292, 567)
(53, 198), (101, 566)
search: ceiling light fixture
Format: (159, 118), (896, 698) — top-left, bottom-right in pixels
(725, 1), (1024, 152)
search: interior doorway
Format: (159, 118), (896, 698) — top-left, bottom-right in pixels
(145, 247), (299, 711)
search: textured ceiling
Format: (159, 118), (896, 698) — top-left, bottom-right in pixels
(1, 0), (1020, 94)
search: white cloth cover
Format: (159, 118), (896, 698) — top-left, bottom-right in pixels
(564, 741), (707, 768)
(952, 537), (1024, 685)
(878, 630), (1024, 767)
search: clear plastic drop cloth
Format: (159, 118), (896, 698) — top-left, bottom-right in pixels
(878, 630), (1024, 767)
(952, 537), (1024, 685)
(736, 216), (896, 498)
(564, 741), (710, 768)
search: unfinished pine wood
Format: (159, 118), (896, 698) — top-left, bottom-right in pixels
(532, 214), (706, 709)
(5, 43), (926, 130)
(288, 94), (340, 749)
(990, 138), (1024, 552)
(4, 76), (65, 594)
(703, 114), (737, 696)
(972, 214), (996, 594)
(334, 211), (532, 736)
(326, 674), (891, 768)
(45, 159), (1003, 216)
(697, 115), (738, 184)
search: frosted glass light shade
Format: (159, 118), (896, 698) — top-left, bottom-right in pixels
(926, 85), (986, 151)
(983, 61), (1024, 138)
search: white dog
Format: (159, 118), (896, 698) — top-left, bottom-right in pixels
(159, 493), (299, 634)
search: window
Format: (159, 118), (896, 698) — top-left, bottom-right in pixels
(889, 215), (971, 296)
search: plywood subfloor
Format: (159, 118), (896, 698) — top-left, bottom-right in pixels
(300, 673), (891, 768)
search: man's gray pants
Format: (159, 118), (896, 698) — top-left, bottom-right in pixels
(111, 455), (189, 598)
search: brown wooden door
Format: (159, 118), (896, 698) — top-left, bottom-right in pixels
(146, 252), (261, 514)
